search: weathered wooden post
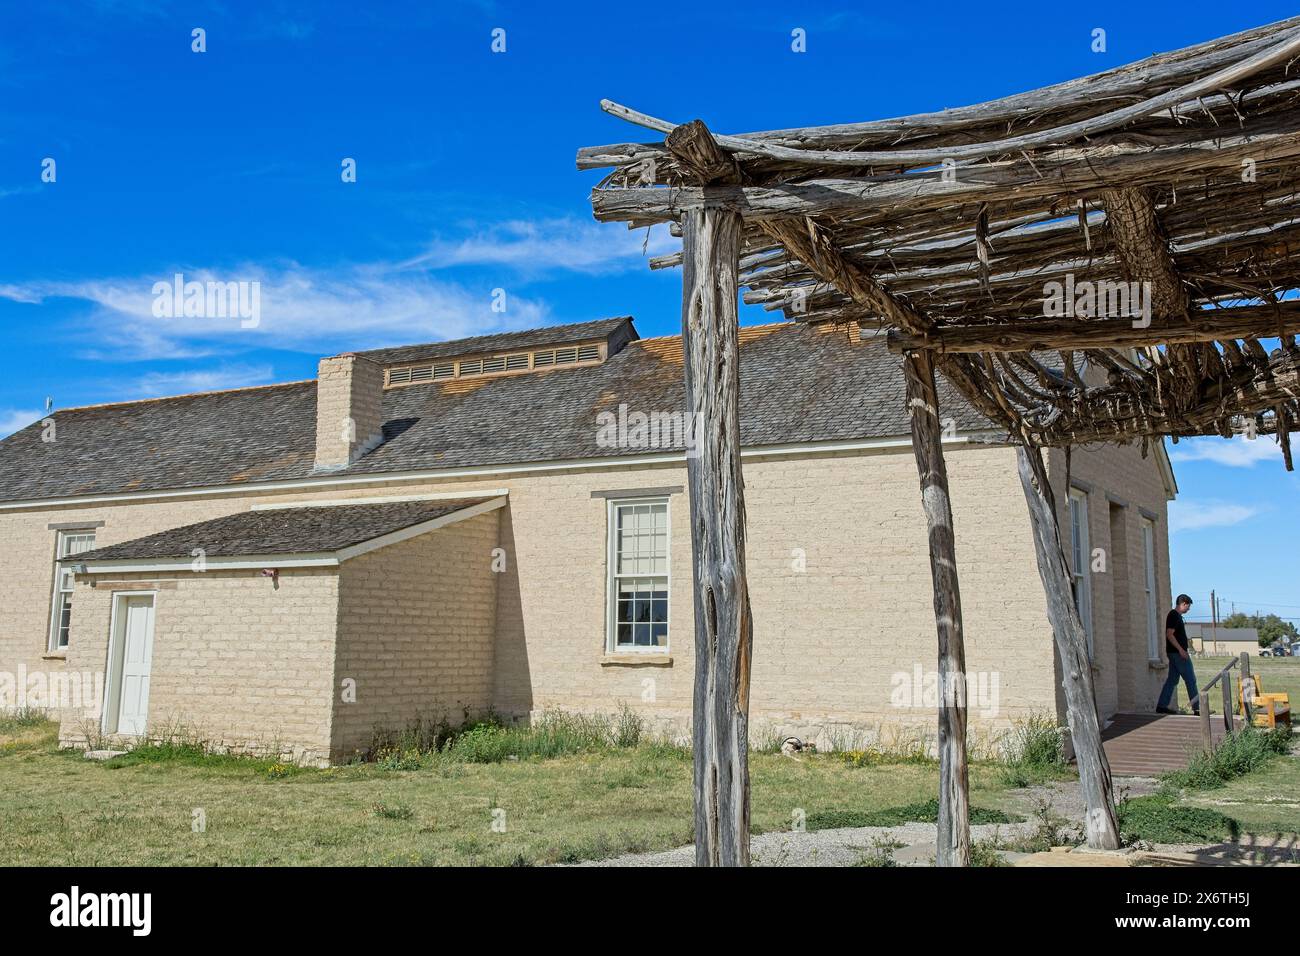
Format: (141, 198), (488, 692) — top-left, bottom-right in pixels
(903, 349), (971, 866)
(1221, 676), (1233, 734)
(1016, 444), (1121, 850)
(1239, 651), (1253, 724)
(681, 205), (754, 867)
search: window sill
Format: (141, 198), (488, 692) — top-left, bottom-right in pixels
(42, 653), (67, 661)
(600, 654), (673, 667)
(1148, 659), (1168, 670)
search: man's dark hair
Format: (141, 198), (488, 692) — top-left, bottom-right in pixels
(1176, 594), (1193, 606)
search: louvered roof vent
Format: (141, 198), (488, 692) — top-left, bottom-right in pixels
(385, 341), (608, 388)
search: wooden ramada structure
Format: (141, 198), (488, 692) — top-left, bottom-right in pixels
(577, 16), (1300, 866)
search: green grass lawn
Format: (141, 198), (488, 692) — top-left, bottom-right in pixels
(0, 721), (1020, 866)
(1182, 751), (1300, 837)
(4, 713), (1293, 865)
(1193, 655), (1300, 716)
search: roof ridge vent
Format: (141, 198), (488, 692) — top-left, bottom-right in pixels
(384, 340), (608, 388)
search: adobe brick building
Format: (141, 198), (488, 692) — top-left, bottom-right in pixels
(0, 317), (1176, 764)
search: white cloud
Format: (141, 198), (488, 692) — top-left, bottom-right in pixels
(0, 409), (44, 439)
(1168, 434), (1282, 468)
(400, 218), (676, 275)
(130, 363), (278, 399)
(1169, 500), (1260, 533)
(0, 264), (553, 361)
(0, 216), (664, 365)
(0, 185), (40, 202)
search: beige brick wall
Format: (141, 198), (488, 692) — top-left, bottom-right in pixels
(57, 568), (339, 765)
(1047, 441), (1173, 720)
(0, 495), (271, 720)
(2, 436), (1175, 762)
(331, 510), (500, 761)
(261, 445), (1072, 747)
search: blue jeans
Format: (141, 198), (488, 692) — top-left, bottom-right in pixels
(1158, 652), (1200, 713)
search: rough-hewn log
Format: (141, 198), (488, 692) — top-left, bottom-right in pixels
(575, 17), (1300, 168)
(1100, 189), (1189, 317)
(1016, 445), (1121, 850)
(903, 349), (971, 867)
(885, 303), (1300, 353)
(756, 218), (1020, 432)
(591, 124), (1300, 225)
(592, 31), (1300, 168)
(1101, 186), (1218, 408)
(666, 119), (740, 185)
(681, 206), (753, 867)
(757, 219), (926, 334)
(1040, 357), (1300, 445)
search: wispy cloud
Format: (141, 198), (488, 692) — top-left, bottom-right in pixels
(0, 264), (553, 361)
(0, 216), (668, 363)
(0, 408), (43, 439)
(0, 185), (41, 201)
(1169, 499), (1260, 533)
(1169, 435), (1282, 468)
(130, 363), (278, 399)
(400, 218), (676, 276)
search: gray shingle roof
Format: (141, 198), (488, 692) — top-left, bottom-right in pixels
(0, 319), (995, 504)
(358, 316), (633, 366)
(0, 381), (319, 504)
(69, 498), (493, 562)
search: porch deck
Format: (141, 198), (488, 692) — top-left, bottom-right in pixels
(1099, 712), (1241, 777)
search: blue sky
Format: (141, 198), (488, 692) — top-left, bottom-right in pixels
(1, 1), (1296, 617)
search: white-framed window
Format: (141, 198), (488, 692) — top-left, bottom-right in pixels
(49, 530), (96, 651)
(1140, 517), (1160, 660)
(606, 498), (670, 653)
(1068, 489), (1094, 657)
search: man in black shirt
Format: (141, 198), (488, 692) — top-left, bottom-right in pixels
(1157, 594), (1199, 715)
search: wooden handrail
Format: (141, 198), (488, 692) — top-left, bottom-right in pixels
(1201, 655), (1239, 692)
(1194, 652), (1253, 753)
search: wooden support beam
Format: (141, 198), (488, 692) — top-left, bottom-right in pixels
(594, 34), (1300, 168)
(903, 349), (971, 867)
(885, 303), (1300, 354)
(590, 125), (1300, 225)
(681, 206), (754, 867)
(666, 119), (741, 184)
(1039, 357), (1300, 445)
(763, 215), (991, 862)
(757, 218), (1022, 439)
(1016, 445), (1121, 850)
(1100, 188), (1190, 318)
(1101, 186), (1217, 408)
(758, 218), (925, 334)
(577, 18), (1300, 169)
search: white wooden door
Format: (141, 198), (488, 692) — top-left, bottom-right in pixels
(116, 596), (155, 736)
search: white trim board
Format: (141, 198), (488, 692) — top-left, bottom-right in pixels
(250, 490), (508, 511)
(335, 496), (506, 561)
(77, 497), (508, 575)
(0, 431), (1006, 512)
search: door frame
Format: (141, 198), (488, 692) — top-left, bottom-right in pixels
(102, 590), (158, 736)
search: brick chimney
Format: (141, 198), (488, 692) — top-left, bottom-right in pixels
(314, 353), (385, 471)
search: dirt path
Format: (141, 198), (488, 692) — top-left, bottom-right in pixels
(564, 776), (1167, 867)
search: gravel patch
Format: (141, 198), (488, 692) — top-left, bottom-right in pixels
(564, 820), (1037, 867)
(563, 777), (1169, 867)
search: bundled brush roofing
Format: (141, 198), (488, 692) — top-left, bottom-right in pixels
(580, 15), (1300, 466)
